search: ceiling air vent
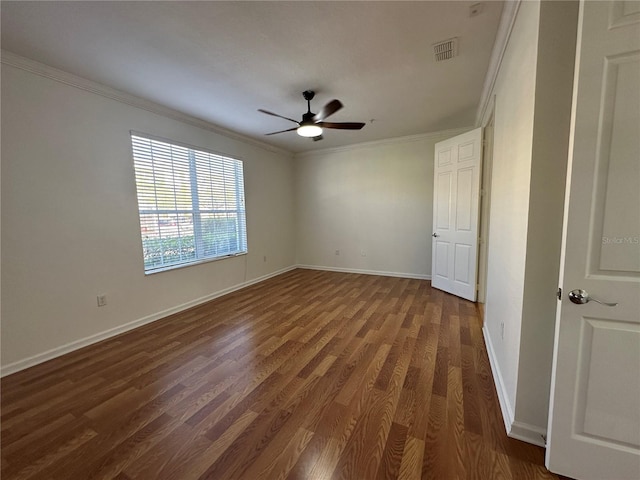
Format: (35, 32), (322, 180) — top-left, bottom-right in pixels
(433, 38), (458, 62)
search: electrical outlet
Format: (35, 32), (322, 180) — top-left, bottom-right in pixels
(97, 295), (107, 307)
(500, 322), (504, 340)
(335, 249), (340, 255)
(360, 249), (366, 257)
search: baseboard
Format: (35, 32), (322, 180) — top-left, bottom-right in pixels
(0, 265), (297, 377)
(477, 303), (485, 325)
(481, 324), (547, 448)
(482, 324), (515, 432)
(510, 420), (546, 447)
(296, 264), (431, 281)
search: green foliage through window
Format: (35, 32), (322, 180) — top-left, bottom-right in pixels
(131, 133), (247, 273)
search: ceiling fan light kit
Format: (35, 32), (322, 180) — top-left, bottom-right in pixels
(297, 124), (323, 137)
(259, 90), (365, 141)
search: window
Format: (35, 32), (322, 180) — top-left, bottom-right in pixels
(131, 133), (247, 274)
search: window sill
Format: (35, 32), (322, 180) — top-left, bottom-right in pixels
(144, 251), (247, 275)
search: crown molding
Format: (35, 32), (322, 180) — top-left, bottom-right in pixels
(295, 126), (473, 159)
(475, 0), (522, 127)
(0, 50), (292, 157)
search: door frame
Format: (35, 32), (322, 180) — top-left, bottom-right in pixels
(477, 97), (496, 307)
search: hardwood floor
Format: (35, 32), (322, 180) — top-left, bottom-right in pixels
(1, 269), (567, 479)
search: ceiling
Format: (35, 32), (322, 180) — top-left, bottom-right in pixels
(1, 1), (503, 153)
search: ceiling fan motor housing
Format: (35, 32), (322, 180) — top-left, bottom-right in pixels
(259, 90), (364, 138)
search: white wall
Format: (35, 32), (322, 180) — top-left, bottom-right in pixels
(484, 0), (540, 427)
(482, 0), (578, 443)
(1, 9), (580, 449)
(295, 130), (468, 278)
(1, 62), (296, 372)
(516, 0), (577, 431)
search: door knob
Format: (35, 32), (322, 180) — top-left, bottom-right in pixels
(568, 289), (617, 307)
(432, 233), (440, 238)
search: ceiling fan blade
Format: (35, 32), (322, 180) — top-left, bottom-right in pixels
(318, 122), (366, 130)
(258, 109), (300, 124)
(313, 100), (343, 122)
(265, 127), (298, 136)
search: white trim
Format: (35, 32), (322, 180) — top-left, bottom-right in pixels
(296, 264), (431, 281)
(0, 266), (296, 377)
(482, 323), (547, 447)
(475, 0), (522, 126)
(295, 127), (473, 159)
(510, 420), (547, 447)
(1, 51), (475, 159)
(482, 324), (515, 430)
(0, 50), (291, 157)
(1, 265), (426, 376)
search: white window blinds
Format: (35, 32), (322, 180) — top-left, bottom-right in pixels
(131, 133), (247, 274)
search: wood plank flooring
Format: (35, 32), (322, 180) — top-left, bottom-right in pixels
(1, 269), (568, 479)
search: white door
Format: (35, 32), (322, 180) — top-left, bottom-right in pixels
(546, 1), (640, 479)
(431, 128), (482, 301)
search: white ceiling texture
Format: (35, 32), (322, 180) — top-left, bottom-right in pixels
(1, 1), (504, 153)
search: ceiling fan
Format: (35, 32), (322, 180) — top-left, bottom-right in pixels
(259, 90), (365, 141)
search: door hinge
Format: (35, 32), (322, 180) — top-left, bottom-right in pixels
(557, 287), (562, 300)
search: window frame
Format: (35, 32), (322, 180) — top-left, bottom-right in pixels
(130, 131), (248, 275)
